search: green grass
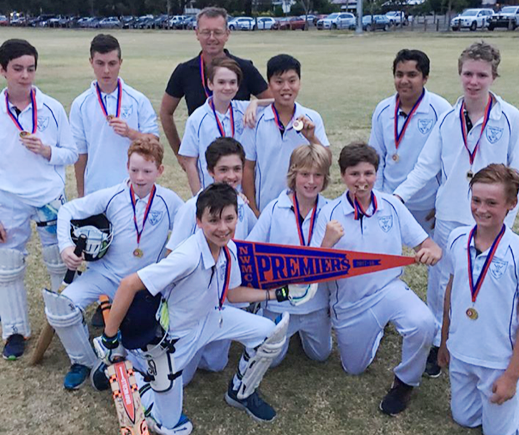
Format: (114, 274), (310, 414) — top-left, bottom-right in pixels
(2, 27), (518, 435)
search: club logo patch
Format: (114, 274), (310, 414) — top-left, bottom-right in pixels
(490, 258), (507, 280)
(121, 105), (133, 118)
(417, 118), (434, 135)
(235, 122), (244, 136)
(148, 210), (163, 225)
(486, 126), (503, 144)
(37, 116), (49, 131)
(378, 215), (393, 233)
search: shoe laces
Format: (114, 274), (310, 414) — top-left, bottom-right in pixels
(70, 363), (87, 374)
(6, 334), (24, 344)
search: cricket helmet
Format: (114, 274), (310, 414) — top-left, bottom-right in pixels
(70, 213), (113, 262)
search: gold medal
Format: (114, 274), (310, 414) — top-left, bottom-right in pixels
(466, 307), (478, 320)
(466, 170), (474, 180)
(106, 115), (115, 121)
(133, 248), (143, 258)
(293, 119), (304, 132)
(392, 153), (399, 162)
(19, 131), (29, 138)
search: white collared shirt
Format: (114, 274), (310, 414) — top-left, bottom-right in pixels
(394, 94), (519, 225)
(57, 180), (183, 284)
(311, 190), (427, 319)
(369, 89), (451, 211)
(166, 189), (256, 251)
(247, 190), (330, 314)
(69, 78), (159, 195)
(179, 99), (250, 190)
(446, 225), (519, 370)
(0, 87), (77, 207)
(138, 230), (242, 338)
(241, 102), (329, 212)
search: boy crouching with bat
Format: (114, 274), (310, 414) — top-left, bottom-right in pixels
(311, 142), (442, 416)
(101, 183), (293, 434)
(45, 138), (183, 390)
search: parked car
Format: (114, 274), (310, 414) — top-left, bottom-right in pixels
(133, 15), (154, 29)
(350, 15), (390, 31)
(451, 8), (494, 31)
(0, 15), (8, 26)
(272, 16), (307, 30)
(228, 16), (255, 30)
(87, 17), (101, 28)
(184, 16), (197, 29)
(257, 17), (276, 29)
(121, 16), (136, 29)
(168, 15), (185, 28)
(317, 12), (355, 29)
(385, 11), (407, 25)
(488, 6), (519, 30)
(98, 17), (121, 28)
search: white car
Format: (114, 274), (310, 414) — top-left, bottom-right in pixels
(386, 11), (406, 25)
(451, 8), (494, 31)
(257, 17), (276, 30)
(488, 6), (519, 30)
(228, 16), (255, 30)
(317, 12), (356, 30)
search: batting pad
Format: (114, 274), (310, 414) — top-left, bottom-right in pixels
(237, 312), (290, 399)
(42, 244), (67, 292)
(42, 289), (97, 367)
(0, 249), (29, 340)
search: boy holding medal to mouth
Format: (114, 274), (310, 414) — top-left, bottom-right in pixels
(393, 42), (519, 378)
(48, 138), (183, 390)
(0, 39), (77, 360)
(70, 34), (159, 198)
(438, 164), (519, 435)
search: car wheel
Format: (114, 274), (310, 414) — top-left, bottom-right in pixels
(488, 24), (494, 31)
(229, 25), (235, 30)
(470, 21), (477, 31)
(332, 23), (337, 29)
(383, 24), (389, 31)
(451, 25), (459, 31)
(366, 24), (372, 31)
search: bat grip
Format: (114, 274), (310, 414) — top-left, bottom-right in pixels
(98, 295), (124, 363)
(63, 234), (87, 285)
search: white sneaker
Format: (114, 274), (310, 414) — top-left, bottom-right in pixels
(146, 414), (193, 435)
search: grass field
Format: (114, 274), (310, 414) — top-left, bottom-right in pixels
(1, 27), (519, 435)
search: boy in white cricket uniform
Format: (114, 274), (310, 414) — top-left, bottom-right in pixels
(70, 34), (159, 197)
(101, 183), (292, 434)
(312, 142), (442, 415)
(242, 54), (330, 215)
(168, 137), (257, 384)
(48, 139), (182, 389)
(438, 164), (519, 435)
(0, 39), (77, 360)
(247, 144), (332, 366)
(369, 49), (451, 236)
(180, 57), (272, 195)
(394, 42), (519, 373)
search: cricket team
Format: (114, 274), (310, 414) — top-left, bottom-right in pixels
(1, 6), (519, 435)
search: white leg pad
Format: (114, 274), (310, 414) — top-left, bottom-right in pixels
(42, 245), (67, 292)
(237, 312), (290, 399)
(142, 344), (182, 394)
(0, 249), (29, 340)
(42, 288), (97, 367)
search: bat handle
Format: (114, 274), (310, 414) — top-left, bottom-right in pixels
(98, 295), (124, 363)
(63, 234), (87, 285)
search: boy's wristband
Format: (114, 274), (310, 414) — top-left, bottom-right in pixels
(275, 286), (290, 302)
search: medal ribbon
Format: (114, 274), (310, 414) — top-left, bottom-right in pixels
(6, 89), (37, 134)
(219, 246), (232, 310)
(199, 54), (212, 99)
(394, 89), (425, 150)
(209, 97), (234, 137)
(271, 104), (296, 133)
(95, 79), (122, 119)
(351, 192), (378, 221)
(291, 193), (318, 246)
(459, 95), (492, 166)
(129, 184), (157, 246)
(467, 224), (505, 303)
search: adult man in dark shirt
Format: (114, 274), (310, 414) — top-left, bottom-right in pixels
(160, 7), (271, 167)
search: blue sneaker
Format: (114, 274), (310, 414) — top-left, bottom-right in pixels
(146, 413), (193, 435)
(2, 334), (25, 360)
(90, 360), (110, 391)
(64, 364), (90, 390)
(225, 380), (276, 422)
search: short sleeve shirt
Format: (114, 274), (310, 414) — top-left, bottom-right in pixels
(165, 50), (268, 115)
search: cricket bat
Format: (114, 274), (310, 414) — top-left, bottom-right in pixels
(29, 234), (87, 365)
(99, 295), (150, 435)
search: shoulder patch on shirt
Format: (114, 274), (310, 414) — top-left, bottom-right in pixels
(490, 258), (507, 280)
(417, 118), (434, 135)
(121, 105), (133, 118)
(486, 126), (503, 144)
(37, 116), (49, 132)
(149, 210), (163, 225)
(378, 215), (393, 233)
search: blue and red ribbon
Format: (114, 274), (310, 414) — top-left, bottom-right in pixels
(6, 88), (37, 134)
(460, 95), (492, 167)
(199, 54), (212, 99)
(129, 184), (156, 246)
(272, 104), (296, 133)
(219, 246), (232, 309)
(209, 97), (234, 137)
(467, 224), (505, 303)
(96, 79), (122, 119)
(394, 89), (425, 151)
(291, 193), (317, 246)
(351, 192), (378, 221)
